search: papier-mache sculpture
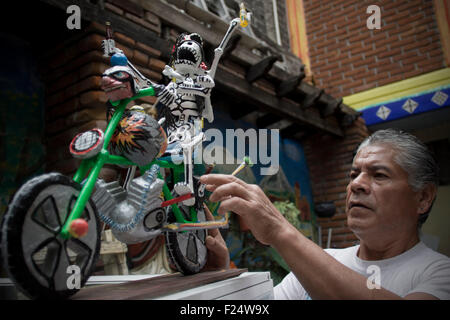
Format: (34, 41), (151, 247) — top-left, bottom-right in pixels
(0, 5), (252, 299)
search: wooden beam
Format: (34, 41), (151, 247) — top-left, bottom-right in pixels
(256, 113), (282, 128)
(215, 65), (344, 137)
(336, 104), (362, 127)
(138, 0), (301, 82)
(267, 119), (294, 130)
(246, 56), (280, 83)
(277, 73), (305, 97)
(317, 94), (342, 118)
(301, 87), (324, 109)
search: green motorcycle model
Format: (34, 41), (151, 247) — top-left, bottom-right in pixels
(1, 7), (252, 299)
(0, 39), (228, 301)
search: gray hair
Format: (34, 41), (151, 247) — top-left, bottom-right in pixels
(355, 128), (439, 226)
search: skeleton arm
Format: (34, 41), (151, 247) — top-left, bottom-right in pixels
(208, 18), (240, 79)
(162, 65), (185, 82)
(202, 10), (251, 122)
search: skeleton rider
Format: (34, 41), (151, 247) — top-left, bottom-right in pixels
(155, 32), (214, 207)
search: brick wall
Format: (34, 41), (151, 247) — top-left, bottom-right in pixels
(303, 0), (446, 98)
(303, 117), (370, 248)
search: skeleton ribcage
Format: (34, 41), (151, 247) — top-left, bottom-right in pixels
(167, 95), (200, 144)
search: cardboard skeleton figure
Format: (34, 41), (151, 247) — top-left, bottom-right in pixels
(155, 11), (250, 206)
(155, 32), (214, 206)
(102, 12), (251, 207)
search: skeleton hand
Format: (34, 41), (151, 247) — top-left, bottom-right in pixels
(196, 75), (215, 89)
(152, 83), (166, 96)
(156, 82), (177, 106)
(162, 65), (184, 82)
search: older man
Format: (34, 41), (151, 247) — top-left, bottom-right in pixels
(200, 129), (450, 299)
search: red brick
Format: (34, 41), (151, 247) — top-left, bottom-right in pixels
(377, 47), (401, 59)
(350, 45), (367, 56)
(144, 11), (160, 26)
(79, 62), (109, 79)
(107, 0), (143, 17)
(402, 68), (423, 79)
(132, 49), (149, 67)
(353, 56), (375, 68)
(64, 76), (102, 101)
(401, 54), (426, 66)
(80, 91), (108, 106)
(390, 64), (415, 77)
(125, 13), (161, 34)
(104, 2), (124, 16)
(428, 48), (444, 58)
(420, 57), (445, 70)
(136, 42), (161, 58)
(377, 74), (403, 86)
(342, 79), (363, 91)
(79, 34), (104, 54)
(115, 32), (136, 48)
(319, 220), (346, 229)
(140, 67), (162, 82)
(47, 97), (80, 120)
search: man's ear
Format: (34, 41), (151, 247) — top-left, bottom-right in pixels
(417, 183), (437, 215)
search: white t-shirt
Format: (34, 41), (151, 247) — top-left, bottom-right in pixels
(274, 241), (450, 300)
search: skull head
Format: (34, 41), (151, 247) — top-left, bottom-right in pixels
(173, 33), (204, 74)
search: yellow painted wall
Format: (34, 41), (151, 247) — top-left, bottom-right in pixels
(422, 185), (450, 257)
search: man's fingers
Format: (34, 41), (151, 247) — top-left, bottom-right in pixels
(204, 184), (218, 192)
(200, 174), (247, 188)
(217, 196), (251, 217)
(203, 203), (219, 237)
(209, 181), (252, 202)
(205, 235), (216, 248)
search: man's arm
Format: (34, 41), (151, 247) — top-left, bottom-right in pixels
(272, 220), (437, 299)
(200, 174), (438, 300)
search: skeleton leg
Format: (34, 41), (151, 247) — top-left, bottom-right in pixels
(174, 132), (205, 206)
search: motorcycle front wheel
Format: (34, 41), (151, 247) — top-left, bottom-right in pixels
(1, 173), (101, 299)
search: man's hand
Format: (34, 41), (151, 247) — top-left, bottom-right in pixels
(202, 203), (230, 271)
(200, 174), (291, 246)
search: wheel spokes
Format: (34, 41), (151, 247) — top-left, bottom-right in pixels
(31, 195), (61, 233)
(30, 239), (61, 285)
(53, 242), (73, 291)
(22, 217), (57, 261)
(66, 238), (93, 276)
(186, 233), (198, 263)
(22, 184), (98, 292)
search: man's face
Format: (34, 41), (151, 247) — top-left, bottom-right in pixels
(346, 144), (421, 244)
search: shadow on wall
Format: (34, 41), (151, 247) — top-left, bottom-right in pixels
(0, 34), (46, 219)
(421, 185), (450, 257)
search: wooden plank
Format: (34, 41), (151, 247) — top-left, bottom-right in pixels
(71, 268), (248, 300)
(100, 242), (128, 255)
(246, 56), (280, 83)
(277, 74), (305, 97)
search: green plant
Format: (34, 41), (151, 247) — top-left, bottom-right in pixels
(273, 200), (301, 229)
